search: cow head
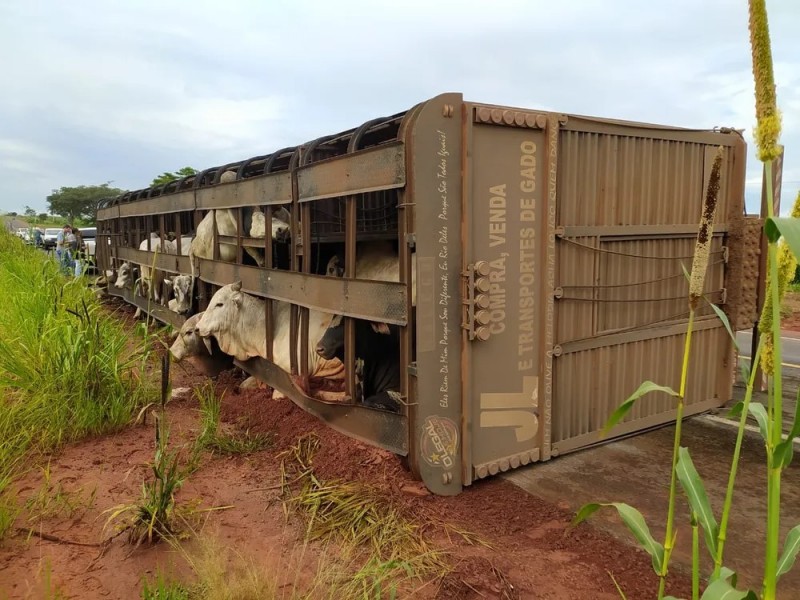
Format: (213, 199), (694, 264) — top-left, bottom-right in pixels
(164, 274), (193, 314)
(325, 254), (344, 277)
(114, 262), (132, 289)
(169, 312), (208, 361)
(315, 314), (391, 360)
(250, 207), (291, 242)
(194, 280), (244, 352)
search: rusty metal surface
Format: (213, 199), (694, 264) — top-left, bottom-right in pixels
(405, 92), (464, 496)
(297, 141), (406, 202)
(116, 247), (192, 275)
(552, 325), (731, 448)
(557, 132), (733, 228)
(234, 357), (408, 455)
(118, 191), (195, 218)
(462, 112), (549, 480)
(196, 258), (408, 324)
(106, 285), (187, 330)
(195, 172), (293, 209)
(96, 206), (120, 221)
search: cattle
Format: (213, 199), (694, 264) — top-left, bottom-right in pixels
(113, 261), (134, 290)
(193, 279), (345, 401)
(186, 207), (291, 311)
(164, 274), (193, 314)
(168, 312), (235, 377)
(137, 235), (178, 305)
(250, 206), (292, 243)
(312, 240), (418, 414)
(315, 316), (403, 413)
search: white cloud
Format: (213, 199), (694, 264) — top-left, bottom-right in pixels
(0, 0), (798, 216)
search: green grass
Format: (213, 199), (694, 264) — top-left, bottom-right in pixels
(279, 433), (451, 596)
(194, 382), (272, 458)
(141, 570), (190, 600)
(24, 461), (96, 523)
(0, 230), (155, 539)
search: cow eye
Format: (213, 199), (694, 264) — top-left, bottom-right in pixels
(215, 302), (224, 307)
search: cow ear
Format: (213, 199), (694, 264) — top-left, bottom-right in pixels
(371, 322), (391, 335)
(231, 280), (242, 292)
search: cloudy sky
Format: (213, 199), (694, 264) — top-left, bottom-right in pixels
(1, 0), (798, 216)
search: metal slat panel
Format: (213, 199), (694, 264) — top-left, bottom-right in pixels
(195, 173), (292, 209)
(297, 142), (406, 202)
(115, 247), (192, 274)
(195, 258), (408, 325)
(117, 191), (195, 217)
(557, 132), (732, 228)
(552, 326), (730, 447)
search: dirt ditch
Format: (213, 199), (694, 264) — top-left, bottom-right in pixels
(0, 297), (693, 599)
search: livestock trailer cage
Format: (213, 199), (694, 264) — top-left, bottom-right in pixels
(96, 92), (764, 496)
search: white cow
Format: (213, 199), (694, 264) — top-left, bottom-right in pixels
(194, 279), (345, 401)
(137, 235), (178, 305)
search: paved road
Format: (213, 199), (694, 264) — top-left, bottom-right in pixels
(736, 329), (800, 376)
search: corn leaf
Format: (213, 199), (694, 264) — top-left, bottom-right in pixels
(601, 381), (679, 437)
(748, 402), (770, 443)
(776, 524), (800, 580)
(573, 502), (664, 574)
(775, 388), (800, 469)
(699, 577), (756, 600)
(765, 217), (800, 259)
(727, 401), (744, 419)
(676, 447), (718, 559)
(704, 297), (739, 352)
(708, 567), (738, 587)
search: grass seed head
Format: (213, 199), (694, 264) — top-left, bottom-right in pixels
(689, 145), (724, 309)
(749, 0), (782, 161)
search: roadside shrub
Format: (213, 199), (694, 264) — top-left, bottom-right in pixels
(0, 230), (154, 537)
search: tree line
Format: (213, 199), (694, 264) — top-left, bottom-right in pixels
(7, 167), (198, 226)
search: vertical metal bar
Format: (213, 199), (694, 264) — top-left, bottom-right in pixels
(175, 214), (182, 256)
(300, 202), (311, 387)
(289, 150), (302, 375)
(457, 102), (472, 484)
(212, 210), (220, 261)
(236, 207), (243, 264)
(344, 195), (357, 402)
(264, 205), (274, 363)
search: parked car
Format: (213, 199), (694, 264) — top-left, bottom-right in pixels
(42, 228), (61, 250)
(79, 227), (97, 256)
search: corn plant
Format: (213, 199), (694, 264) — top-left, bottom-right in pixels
(574, 2), (800, 598)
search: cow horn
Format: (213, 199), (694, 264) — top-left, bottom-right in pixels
(202, 336), (213, 355)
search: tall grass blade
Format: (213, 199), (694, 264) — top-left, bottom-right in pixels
(573, 502), (664, 574)
(676, 447), (718, 559)
(774, 388), (800, 469)
(601, 381), (679, 437)
(776, 524), (800, 580)
(749, 402), (770, 443)
(704, 298), (739, 352)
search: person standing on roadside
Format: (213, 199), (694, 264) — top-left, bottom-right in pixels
(55, 224), (70, 269)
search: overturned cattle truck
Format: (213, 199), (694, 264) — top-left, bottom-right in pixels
(96, 92), (763, 496)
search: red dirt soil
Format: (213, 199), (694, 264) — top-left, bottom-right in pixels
(0, 298), (693, 599)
